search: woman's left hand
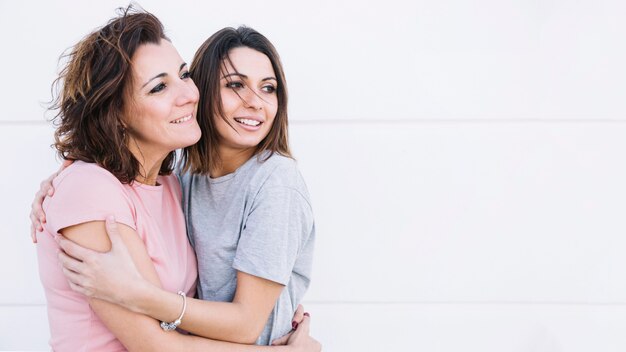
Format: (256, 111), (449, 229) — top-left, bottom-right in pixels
(271, 305), (306, 345)
(57, 216), (146, 306)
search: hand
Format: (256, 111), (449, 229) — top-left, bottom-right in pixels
(283, 315), (321, 352)
(30, 159), (73, 243)
(57, 216), (145, 304)
(272, 304), (306, 345)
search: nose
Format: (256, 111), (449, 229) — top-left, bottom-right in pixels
(175, 79), (199, 106)
(242, 87), (263, 110)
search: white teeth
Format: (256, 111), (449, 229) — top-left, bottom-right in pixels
(235, 118), (261, 126)
(171, 115), (192, 124)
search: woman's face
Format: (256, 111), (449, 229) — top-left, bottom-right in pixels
(125, 39), (201, 160)
(214, 46), (278, 153)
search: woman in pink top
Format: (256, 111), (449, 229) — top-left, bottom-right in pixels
(36, 6), (318, 352)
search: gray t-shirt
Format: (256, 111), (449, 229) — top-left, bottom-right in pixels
(178, 152), (315, 345)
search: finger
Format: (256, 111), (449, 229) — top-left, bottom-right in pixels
(32, 191), (47, 225)
(105, 216), (124, 247)
(30, 223), (37, 244)
(295, 315), (310, 334)
(30, 212), (38, 228)
(61, 266), (87, 288)
(57, 235), (96, 262)
(67, 279), (91, 297)
(58, 250), (86, 274)
(30, 212), (42, 233)
(271, 331), (293, 346)
(293, 304), (305, 324)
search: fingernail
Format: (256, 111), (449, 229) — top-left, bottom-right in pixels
(303, 312), (310, 317)
(292, 321), (298, 330)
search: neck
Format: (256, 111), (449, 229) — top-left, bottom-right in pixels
(210, 146), (256, 178)
(135, 159), (164, 185)
(128, 142), (169, 186)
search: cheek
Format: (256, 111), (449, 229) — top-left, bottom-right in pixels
(267, 106), (279, 124)
(214, 116), (234, 137)
(220, 91), (239, 116)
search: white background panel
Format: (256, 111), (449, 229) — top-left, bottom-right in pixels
(305, 303), (626, 352)
(2, 0), (625, 122)
(0, 305), (50, 351)
(290, 122), (626, 303)
(4, 303), (626, 351)
(0, 124), (57, 305)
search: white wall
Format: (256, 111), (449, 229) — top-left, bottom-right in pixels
(1, 0), (626, 350)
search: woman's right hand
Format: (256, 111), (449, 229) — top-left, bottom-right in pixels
(30, 160), (73, 243)
(284, 315), (322, 352)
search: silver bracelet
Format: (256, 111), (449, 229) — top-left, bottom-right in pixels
(160, 291), (187, 331)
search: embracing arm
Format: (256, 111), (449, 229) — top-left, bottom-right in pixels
(62, 227), (284, 344)
(127, 270), (284, 343)
(58, 218), (318, 351)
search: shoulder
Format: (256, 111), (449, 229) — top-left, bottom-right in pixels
(44, 161), (136, 235)
(54, 161), (125, 191)
(249, 153), (312, 206)
(252, 153), (303, 187)
(51, 161), (132, 205)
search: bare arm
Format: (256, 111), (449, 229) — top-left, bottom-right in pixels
(58, 218), (319, 352)
(130, 270), (284, 343)
(60, 223), (286, 343)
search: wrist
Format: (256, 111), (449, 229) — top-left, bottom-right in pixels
(122, 277), (153, 314)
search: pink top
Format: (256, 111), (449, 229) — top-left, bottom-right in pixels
(37, 161), (197, 352)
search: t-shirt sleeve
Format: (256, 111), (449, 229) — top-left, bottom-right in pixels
(44, 164), (136, 236)
(232, 184), (314, 285)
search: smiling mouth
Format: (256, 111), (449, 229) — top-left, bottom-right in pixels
(171, 115), (192, 124)
(234, 118), (262, 127)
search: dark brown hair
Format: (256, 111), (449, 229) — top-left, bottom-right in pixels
(183, 26), (291, 175)
(50, 6), (172, 184)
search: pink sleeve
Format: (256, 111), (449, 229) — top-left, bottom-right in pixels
(44, 162), (136, 235)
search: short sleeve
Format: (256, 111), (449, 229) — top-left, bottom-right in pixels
(232, 183), (314, 285)
(43, 162), (136, 236)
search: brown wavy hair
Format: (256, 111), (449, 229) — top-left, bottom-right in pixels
(182, 26), (291, 175)
(50, 6), (173, 184)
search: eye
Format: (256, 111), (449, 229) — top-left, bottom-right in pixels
(225, 81), (244, 89)
(261, 85), (276, 93)
(149, 82), (166, 94)
(181, 71), (191, 79)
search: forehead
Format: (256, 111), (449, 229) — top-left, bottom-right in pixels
(222, 47), (274, 77)
(131, 40), (183, 80)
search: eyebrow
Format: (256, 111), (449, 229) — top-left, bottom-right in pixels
(141, 63), (188, 88)
(221, 72), (277, 82)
